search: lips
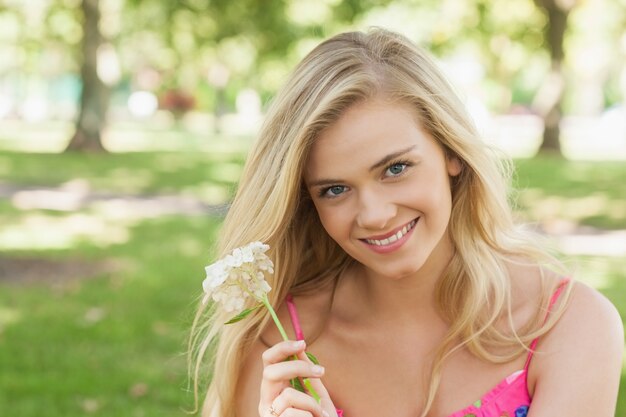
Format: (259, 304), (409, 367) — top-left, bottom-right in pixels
(362, 218), (418, 246)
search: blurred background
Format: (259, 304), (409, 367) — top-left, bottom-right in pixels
(0, 0), (624, 416)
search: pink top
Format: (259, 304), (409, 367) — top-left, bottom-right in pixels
(285, 279), (570, 417)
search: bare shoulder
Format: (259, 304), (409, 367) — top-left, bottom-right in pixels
(505, 260), (624, 414)
(528, 279), (624, 416)
(544, 279), (623, 357)
(544, 279), (623, 350)
(571, 280), (622, 325)
(506, 259), (623, 363)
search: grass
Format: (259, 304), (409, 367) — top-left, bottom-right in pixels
(513, 156), (626, 230)
(0, 149), (624, 416)
(0, 151), (245, 197)
(0, 215), (222, 416)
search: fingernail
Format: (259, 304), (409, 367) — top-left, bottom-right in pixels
(292, 340), (305, 349)
(312, 365), (325, 376)
(323, 411), (330, 417)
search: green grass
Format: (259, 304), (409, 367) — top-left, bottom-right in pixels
(0, 215), (220, 416)
(513, 156), (626, 230)
(0, 150), (245, 197)
(0, 150), (624, 416)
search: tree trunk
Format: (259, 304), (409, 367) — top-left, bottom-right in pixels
(532, 0), (574, 156)
(533, 64), (565, 153)
(65, 0), (108, 153)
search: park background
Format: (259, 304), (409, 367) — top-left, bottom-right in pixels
(0, 0), (625, 416)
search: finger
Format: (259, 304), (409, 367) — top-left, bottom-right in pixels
(260, 343), (325, 409)
(295, 351), (330, 398)
(294, 351), (336, 415)
(262, 340), (307, 366)
(263, 359), (325, 383)
(277, 409), (315, 417)
(271, 387), (326, 417)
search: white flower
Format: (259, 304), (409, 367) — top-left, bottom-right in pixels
(200, 242), (322, 402)
(202, 241), (274, 311)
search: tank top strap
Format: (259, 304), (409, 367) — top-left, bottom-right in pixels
(286, 295), (343, 416)
(523, 278), (571, 371)
(285, 294), (306, 341)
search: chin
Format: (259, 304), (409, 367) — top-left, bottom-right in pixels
(368, 262), (425, 280)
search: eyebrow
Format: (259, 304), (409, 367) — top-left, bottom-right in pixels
(307, 145), (417, 188)
(368, 145), (416, 172)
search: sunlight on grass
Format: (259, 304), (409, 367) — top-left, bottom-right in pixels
(203, 162), (243, 183)
(0, 119), (255, 154)
(153, 153), (207, 172)
(182, 184), (231, 205)
(0, 307), (22, 334)
(0, 212), (131, 250)
(518, 190), (624, 226)
(107, 168), (155, 193)
(571, 257), (621, 291)
(11, 179), (90, 211)
(514, 156), (626, 230)
(0, 155), (13, 175)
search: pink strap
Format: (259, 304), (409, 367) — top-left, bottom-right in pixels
(285, 294), (306, 341)
(286, 295), (344, 415)
(523, 278), (570, 370)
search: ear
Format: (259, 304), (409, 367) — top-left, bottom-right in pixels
(446, 155), (462, 177)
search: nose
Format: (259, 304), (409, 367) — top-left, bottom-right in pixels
(355, 189), (397, 230)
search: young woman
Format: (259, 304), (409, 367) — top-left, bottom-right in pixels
(190, 29), (623, 417)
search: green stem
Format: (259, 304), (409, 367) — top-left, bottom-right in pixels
(261, 295), (289, 341)
(260, 294), (321, 403)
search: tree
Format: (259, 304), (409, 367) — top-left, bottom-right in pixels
(65, 0), (108, 153)
(122, 0), (394, 125)
(531, 0), (577, 155)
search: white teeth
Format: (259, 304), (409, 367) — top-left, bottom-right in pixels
(365, 218), (417, 246)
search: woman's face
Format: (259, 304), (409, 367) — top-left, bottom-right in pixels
(304, 98), (461, 279)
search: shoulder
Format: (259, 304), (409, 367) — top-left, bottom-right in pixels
(528, 279), (624, 415)
(504, 260), (619, 332)
(546, 279), (623, 358)
(540, 279), (623, 355)
(565, 280), (623, 328)
(507, 260), (623, 365)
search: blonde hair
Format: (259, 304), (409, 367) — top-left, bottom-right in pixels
(189, 28), (572, 417)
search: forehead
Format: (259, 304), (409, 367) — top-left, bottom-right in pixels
(305, 98), (437, 180)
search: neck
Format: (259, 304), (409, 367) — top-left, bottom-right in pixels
(349, 234), (455, 323)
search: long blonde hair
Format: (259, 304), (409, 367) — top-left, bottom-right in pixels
(189, 28), (572, 417)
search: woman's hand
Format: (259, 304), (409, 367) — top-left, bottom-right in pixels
(259, 340), (337, 417)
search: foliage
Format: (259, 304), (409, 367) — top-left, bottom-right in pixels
(0, 0), (624, 116)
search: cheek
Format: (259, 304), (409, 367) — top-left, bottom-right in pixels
(403, 176), (453, 214)
(314, 203), (350, 240)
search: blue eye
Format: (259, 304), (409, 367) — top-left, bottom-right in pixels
(321, 185), (347, 198)
(385, 162), (407, 177)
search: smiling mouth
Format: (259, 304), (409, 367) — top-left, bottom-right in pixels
(363, 218), (418, 246)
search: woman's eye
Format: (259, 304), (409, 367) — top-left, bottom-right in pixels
(322, 185), (347, 198)
(385, 163), (407, 177)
